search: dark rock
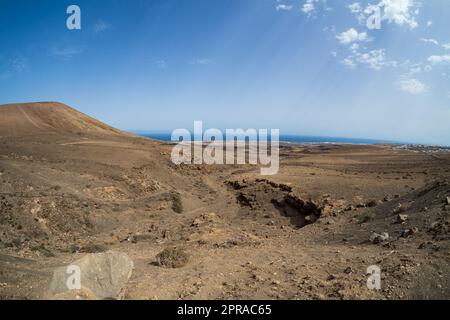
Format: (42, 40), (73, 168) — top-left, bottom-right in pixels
(396, 214), (408, 224)
(344, 267), (353, 274)
(344, 205), (355, 212)
(393, 203), (406, 214)
(401, 227), (418, 238)
(370, 232), (389, 244)
(366, 200), (378, 207)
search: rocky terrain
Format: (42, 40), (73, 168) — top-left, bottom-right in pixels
(0, 102), (449, 300)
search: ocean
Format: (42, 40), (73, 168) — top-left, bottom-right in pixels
(137, 133), (394, 145)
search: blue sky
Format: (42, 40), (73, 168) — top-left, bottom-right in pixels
(1, 0), (449, 145)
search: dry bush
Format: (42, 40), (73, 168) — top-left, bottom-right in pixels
(171, 192), (183, 213)
(155, 246), (189, 268)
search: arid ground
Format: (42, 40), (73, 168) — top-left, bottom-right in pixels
(0, 102), (449, 300)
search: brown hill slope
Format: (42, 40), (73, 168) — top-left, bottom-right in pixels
(0, 102), (125, 137)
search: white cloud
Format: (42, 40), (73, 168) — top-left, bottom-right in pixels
(396, 78), (426, 94)
(301, 0), (319, 16)
(350, 43), (360, 51)
(420, 38), (439, 46)
(348, 2), (362, 13)
(350, 0), (420, 29)
(357, 49), (390, 70)
(190, 58), (213, 65)
(94, 20), (112, 34)
(276, 4), (293, 11)
(336, 28), (368, 45)
(420, 38), (450, 51)
(10, 56), (27, 72)
(343, 48), (396, 71)
(349, 2), (368, 24)
(428, 55), (450, 64)
(52, 47), (83, 59)
(302, 3), (314, 15)
(379, 0), (419, 29)
(427, 21), (433, 27)
(342, 58), (357, 69)
(409, 66), (421, 75)
(0, 55), (27, 80)
(154, 60), (168, 69)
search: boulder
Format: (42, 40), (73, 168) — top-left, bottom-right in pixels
(50, 250), (133, 300)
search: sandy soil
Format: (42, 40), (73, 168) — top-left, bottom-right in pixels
(0, 102), (449, 300)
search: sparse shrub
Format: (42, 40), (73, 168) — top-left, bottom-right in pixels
(365, 200), (378, 207)
(393, 203), (407, 214)
(359, 214), (372, 224)
(155, 246), (189, 268)
(171, 192), (183, 213)
(30, 244), (55, 257)
(79, 243), (108, 253)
